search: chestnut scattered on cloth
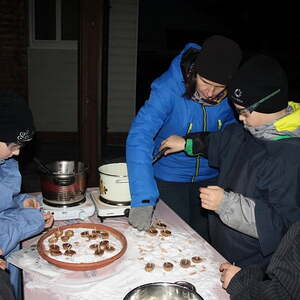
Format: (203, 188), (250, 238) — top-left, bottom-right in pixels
(146, 227), (158, 236)
(144, 262), (155, 272)
(180, 258), (191, 268)
(160, 229), (172, 237)
(192, 256), (203, 263)
(155, 222), (167, 230)
(163, 262), (174, 271)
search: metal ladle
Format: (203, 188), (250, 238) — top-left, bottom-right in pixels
(33, 157), (75, 186)
(33, 157), (53, 175)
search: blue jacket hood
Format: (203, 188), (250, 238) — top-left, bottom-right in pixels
(152, 42), (201, 95)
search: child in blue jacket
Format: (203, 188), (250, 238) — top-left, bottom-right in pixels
(0, 90), (53, 299)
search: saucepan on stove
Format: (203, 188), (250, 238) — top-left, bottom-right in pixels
(97, 149), (169, 207)
(38, 160), (88, 207)
(98, 162), (131, 206)
(123, 281), (204, 300)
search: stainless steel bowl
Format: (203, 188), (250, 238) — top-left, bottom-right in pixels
(123, 281), (204, 300)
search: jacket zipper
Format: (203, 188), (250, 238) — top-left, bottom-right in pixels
(191, 105), (207, 182)
(218, 119), (222, 130)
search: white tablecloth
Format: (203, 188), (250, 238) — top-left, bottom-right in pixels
(22, 190), (229, 300)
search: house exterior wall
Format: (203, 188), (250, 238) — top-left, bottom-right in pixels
(28, 48), (78, 131)
(107, 0), (139, 133)
(27, 0), (138, 135)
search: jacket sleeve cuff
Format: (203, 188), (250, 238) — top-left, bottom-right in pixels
(14, 193), (29, 207)
(226, 265), (265, 296)
(184, 138), (194, 156)
(215, 191), (231, 216)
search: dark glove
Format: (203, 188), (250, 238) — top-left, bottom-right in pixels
(185, 132), (210, 157)
(128, 205), (154, 231)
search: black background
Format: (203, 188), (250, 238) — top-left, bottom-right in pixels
(136, 0), (300, 110)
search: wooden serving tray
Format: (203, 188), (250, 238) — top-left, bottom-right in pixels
(37, 223), (127, 271)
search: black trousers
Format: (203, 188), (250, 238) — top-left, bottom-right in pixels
(155, 177), (217, 242)
(0, 269), (15, 300)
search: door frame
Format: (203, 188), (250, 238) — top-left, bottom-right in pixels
(79, 0), (108, 186)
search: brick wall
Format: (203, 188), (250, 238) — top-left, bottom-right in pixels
(0, 0), (27, 98)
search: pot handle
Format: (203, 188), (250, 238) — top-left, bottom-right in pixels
(174, 281), (196, 292)
(115, 178), (129, 184)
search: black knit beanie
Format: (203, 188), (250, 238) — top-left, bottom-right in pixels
(0, 90), (35, 144)
(228, 55), (288, 113)
(195, 35), (242, 85)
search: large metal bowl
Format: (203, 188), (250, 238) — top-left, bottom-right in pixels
(123, 281), (204, 300)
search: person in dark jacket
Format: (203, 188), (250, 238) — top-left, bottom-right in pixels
(0, 249), (15, 300)
(126, 35), (242, 239)
(219, 220), (300, 300)
(159, 55), (300, 266)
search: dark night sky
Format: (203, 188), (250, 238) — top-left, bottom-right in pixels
(139, 0), (300, 53)
(137, 0), (300, 104)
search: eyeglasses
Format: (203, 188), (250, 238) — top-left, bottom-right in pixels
(234, 89), (281, 116)
(192, 89), (228, 106)
(204, 90), (228, 105)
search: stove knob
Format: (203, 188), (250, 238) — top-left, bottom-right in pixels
(124, 208), (130, 217)
(79, 210), (88, 220)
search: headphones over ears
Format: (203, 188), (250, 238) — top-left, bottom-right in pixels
(180, 47), (201, 82)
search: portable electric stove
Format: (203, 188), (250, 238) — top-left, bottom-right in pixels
(89, 190), (131, 222)
(41, 194), (95, 221)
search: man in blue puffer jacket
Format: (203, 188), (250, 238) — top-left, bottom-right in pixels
(126, 35), (242, 239)
(0, 90), (54, 300)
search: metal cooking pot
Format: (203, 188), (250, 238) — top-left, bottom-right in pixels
(123, 281), (204, 300)
(39, 161), (87, 207)
(98, 162), (131, 206)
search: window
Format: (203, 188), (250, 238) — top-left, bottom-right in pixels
(29, 0), (79, 49)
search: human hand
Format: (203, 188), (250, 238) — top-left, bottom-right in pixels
(43, 211), (54, 228)
(160, 135), (185, 155)
(0, 258), (6, 270)
(128, 206), (154, 231)
(23, 197), (40, 209)
(219, 263), (241, 289)
(199, 186), (224, 211)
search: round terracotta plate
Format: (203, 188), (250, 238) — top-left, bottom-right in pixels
(37, 223), (127, 271)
